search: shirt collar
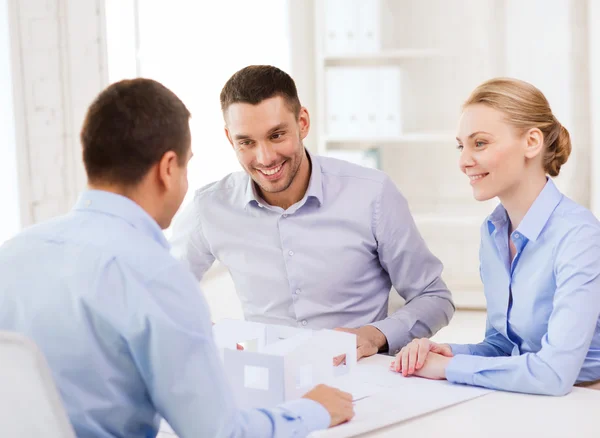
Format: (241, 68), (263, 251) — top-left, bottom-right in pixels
(73, 190), (170, 249)
(304, 150), (324, 206)
(487, 202), (509, 235)
(487, 178), (562, 242)
(243, 175), (262, 207)
(243, 149), (324, 209)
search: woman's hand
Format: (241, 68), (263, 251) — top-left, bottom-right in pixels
(389, 338), (453, 376)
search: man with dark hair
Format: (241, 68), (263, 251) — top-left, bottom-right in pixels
(171, 65), (455, 362)
(0, 78), (353, 437)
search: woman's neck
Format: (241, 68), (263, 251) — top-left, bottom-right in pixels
(500, 174), (548, 232)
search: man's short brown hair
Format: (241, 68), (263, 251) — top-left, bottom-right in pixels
(81, 78), (191, 186)
(220, 65), (301, 117)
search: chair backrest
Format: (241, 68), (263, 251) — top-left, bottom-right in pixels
(0, 332), (76, 438)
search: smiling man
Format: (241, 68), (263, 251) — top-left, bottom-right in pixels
(170, 65), (455, 359)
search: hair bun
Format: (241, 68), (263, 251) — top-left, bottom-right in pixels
(544, 119), (571, 177)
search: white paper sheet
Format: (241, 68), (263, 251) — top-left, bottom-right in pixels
(325, 371), (383, 401)
(310, 356), (493, 438)
(160, 354), (493, 438)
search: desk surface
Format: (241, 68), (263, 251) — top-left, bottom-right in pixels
(357, 386), (600, 437)
(320, 355), (600, 438)
(159, 354), (600, 438)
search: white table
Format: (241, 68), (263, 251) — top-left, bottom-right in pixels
(159, 354), (600, 438)
(318, 355), (600, 438)
(358, 386), (600, 437)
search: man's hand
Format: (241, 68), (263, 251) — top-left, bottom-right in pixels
(302, 384), (355, 427)
(390, 351), (451, 380)
(333, 326), (387, 365)
(390, 338), (452, 376)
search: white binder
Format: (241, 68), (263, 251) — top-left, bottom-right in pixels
(325, 66), (402, 139)
(324, 0), (359, 55)
(357, 0), (381, 53)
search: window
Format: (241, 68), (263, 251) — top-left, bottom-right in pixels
(105, 1), (292, 237)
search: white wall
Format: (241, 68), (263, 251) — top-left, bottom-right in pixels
(7, 0), (108, 226)
(0, 0), (20, 243)
(503, 0), (590, 206)
(589, 0), (600, 216)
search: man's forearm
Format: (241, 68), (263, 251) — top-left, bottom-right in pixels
(371, 292), (454, 355)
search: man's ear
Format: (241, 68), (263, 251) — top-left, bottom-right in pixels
(157, 151), (179, 189)
(297, 107), (310, 140)
(524, 127), (544, 159)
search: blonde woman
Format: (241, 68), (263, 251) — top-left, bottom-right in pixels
(391, 78), (600, 395)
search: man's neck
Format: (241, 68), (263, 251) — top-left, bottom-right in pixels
(260, 150), (311, 210)
(88, 182), (134, 198)
(87, 181), (163, 226)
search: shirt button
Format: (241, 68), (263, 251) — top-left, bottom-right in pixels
(295, 289), (301, 295)
(288, 250), (294, 256)
(283, 214), (288, 218)
(514, 233), (520, 239)
(302, 320), (307, 326)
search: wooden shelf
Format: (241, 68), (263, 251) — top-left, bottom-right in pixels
(324, 132), (454, 149)
(323, 49), (449, 65)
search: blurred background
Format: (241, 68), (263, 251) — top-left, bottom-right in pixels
(1, 0), (599, 339)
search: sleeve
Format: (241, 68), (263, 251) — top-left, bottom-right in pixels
(169, 195), (216, 281)
(446, 224), (600, 396)
(128, 264), (331, 437)
(448, 319), (514, 357)
(368, 176), (455, 355)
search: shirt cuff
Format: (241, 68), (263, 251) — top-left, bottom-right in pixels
(447, 343), (472, 356)
(445, 354), (482, 386)
(277, 398), (330, 434)
(368, 318), (409, 355)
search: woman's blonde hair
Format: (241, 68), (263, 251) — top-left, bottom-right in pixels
(463, 78), (571, 177)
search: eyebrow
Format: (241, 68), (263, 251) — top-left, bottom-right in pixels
(267, 123), (288, 134)
(456, 131), (493, 141)
(233, 123), (289, 141)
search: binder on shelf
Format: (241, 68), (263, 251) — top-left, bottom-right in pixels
(323, 0), (381, 55)
(357, 0), (381, 53)
(324, 0), (358, 55)
(326, 67), (353, 138)
(360, 67), (379, 138)
(377, 66), (402, 137)
(325, 66), (402, 139)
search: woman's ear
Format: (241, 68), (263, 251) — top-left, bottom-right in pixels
(524, 127), (544, 159)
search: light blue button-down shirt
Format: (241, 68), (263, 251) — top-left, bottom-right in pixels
(446, 179), (600, 395)
(0, 190), (330, 437)
(171, 152), (454, 354)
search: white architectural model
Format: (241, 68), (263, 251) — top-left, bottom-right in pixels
(213, 319), (357, 409)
